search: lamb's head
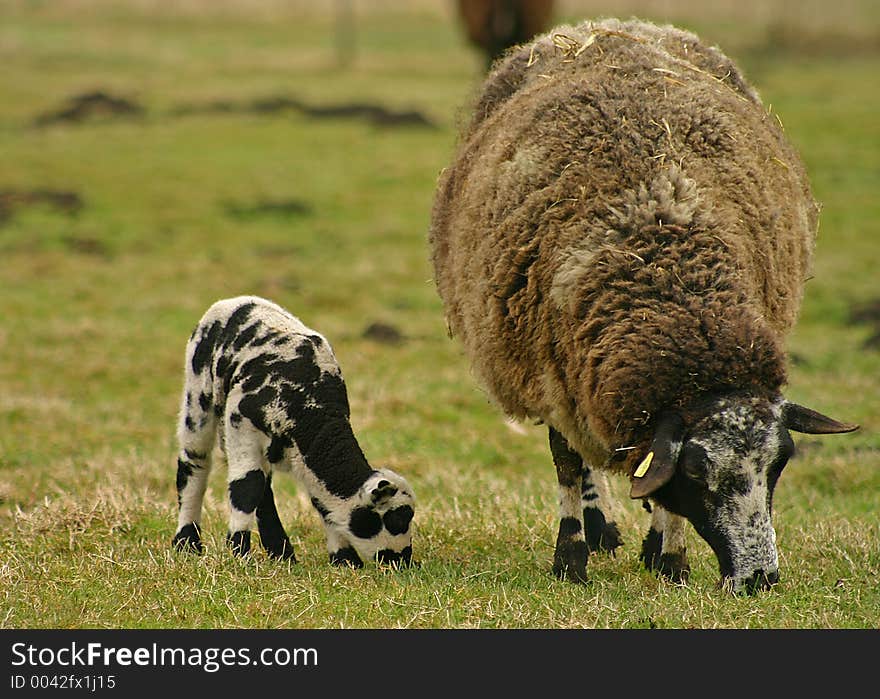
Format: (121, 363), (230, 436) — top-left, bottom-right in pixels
(341, 469), (416, 566)
(629, 392), (857, 594)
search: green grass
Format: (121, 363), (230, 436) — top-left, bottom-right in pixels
(1, 1), (878, 629)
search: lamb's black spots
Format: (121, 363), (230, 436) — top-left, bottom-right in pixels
(191, 321), (220, 374)
(172, 522), (202, 554)
(220, 303), (257, 350)
(311, 498), (330, 520)
(383, 506), (414, 535)
(229, 412), (242, 426)
(198, 392), (212, 411)
(233, 323), (260, 351)
(378, 546), (413, 566)
(257, 476), (296, 561)
(266, 436), (290, 464)
(226, 530), (251, 556)
(349, 506), (383, 539)
(175, 458), (195, 497)
(229, 470), (266, 514)
(330, 546), (364, 568)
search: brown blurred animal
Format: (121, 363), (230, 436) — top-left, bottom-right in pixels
(456, 0), (555, 65)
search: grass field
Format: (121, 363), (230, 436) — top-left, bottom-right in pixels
(1, 0), (878, 628)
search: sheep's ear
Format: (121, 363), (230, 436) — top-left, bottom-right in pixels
(782, 402), (859, 435)
(630, 412), (685, 499)
(371, 479), (398, 506)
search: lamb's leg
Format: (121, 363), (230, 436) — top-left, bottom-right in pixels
(172, 385), (217, 554)
(640, 504), (690, 583)
(549, 428), (588, 583)
(256, 474), (296, 561)
(580, 467), (623, 554)
(224, 423), (267, 557)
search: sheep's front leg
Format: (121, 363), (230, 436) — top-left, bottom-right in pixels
(549, 428), (588, 583)
(640, 504), (690, 583)
(256, 474), (296, 561)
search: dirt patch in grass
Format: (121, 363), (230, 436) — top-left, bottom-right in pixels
(173, 94), (437, 129)
(0, 189), (83, 224)
(32, 91), (144, 126)
(362, 322), (406, 345)
(223, 198), (312, 220)
(847, 299), (880, 350)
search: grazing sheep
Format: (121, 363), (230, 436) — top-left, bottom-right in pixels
(429, 18), (858, 593)
(456, 0), (555, 66)
(172, 296), (415, 568)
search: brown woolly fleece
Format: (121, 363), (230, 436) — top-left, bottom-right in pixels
(429, 18), (819, 474)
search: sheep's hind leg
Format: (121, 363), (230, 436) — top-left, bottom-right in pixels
(224, 425), (268, 557)
(549, 428), (588, 583)
(581, 467), (623, 554)
(172, 384), (217, 554)
(256, 474), (296, 561)
(640, 504), (690, 583)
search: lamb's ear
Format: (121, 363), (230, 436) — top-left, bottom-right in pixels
(782, 402), (859, 434)
(630, 412), (685, 499)
(370, 479), (398, 506)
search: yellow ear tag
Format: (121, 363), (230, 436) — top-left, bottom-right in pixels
(634, 451), (654, 478)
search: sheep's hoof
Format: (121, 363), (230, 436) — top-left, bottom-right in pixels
(172, 523), (203, 554)
(583, 507), (623, 554)
(330, 546), (364, 569)
(640, 529), (689, 583)
(226, 530), (252, 557)
(552, 540), (589, 584)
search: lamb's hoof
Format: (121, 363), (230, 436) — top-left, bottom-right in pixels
(265, 540), (297, 563)
(226, 530), (252, 557)
(330, 546), (364, 569)
(584, 507), (623, 554)
(172, 523), (203, 554)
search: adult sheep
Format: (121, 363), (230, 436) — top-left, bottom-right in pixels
(429, 18), (858, 593)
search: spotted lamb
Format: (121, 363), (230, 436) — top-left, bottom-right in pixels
(172, 295), (415, 567)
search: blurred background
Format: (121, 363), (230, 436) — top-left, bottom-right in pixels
(1, 1), (878, 627)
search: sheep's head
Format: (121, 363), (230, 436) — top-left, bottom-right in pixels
(339, 469), (416, 567)
(629, 392), (857, 593)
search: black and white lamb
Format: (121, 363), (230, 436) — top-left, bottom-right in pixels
(429, 18), (858, 593)
(172, 296), (415, 567)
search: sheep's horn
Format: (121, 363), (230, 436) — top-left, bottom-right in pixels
(782, 403), (859, 434)
(630, 412), (685, 499)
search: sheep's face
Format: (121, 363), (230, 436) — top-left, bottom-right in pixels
(342, 469), (415, 566)
(658, 395), (790, 593)
(631, 393), (857, 594)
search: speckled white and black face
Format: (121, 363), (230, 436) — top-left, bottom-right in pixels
(654, 394), (795, 593)
(341, 470), (416, 565)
